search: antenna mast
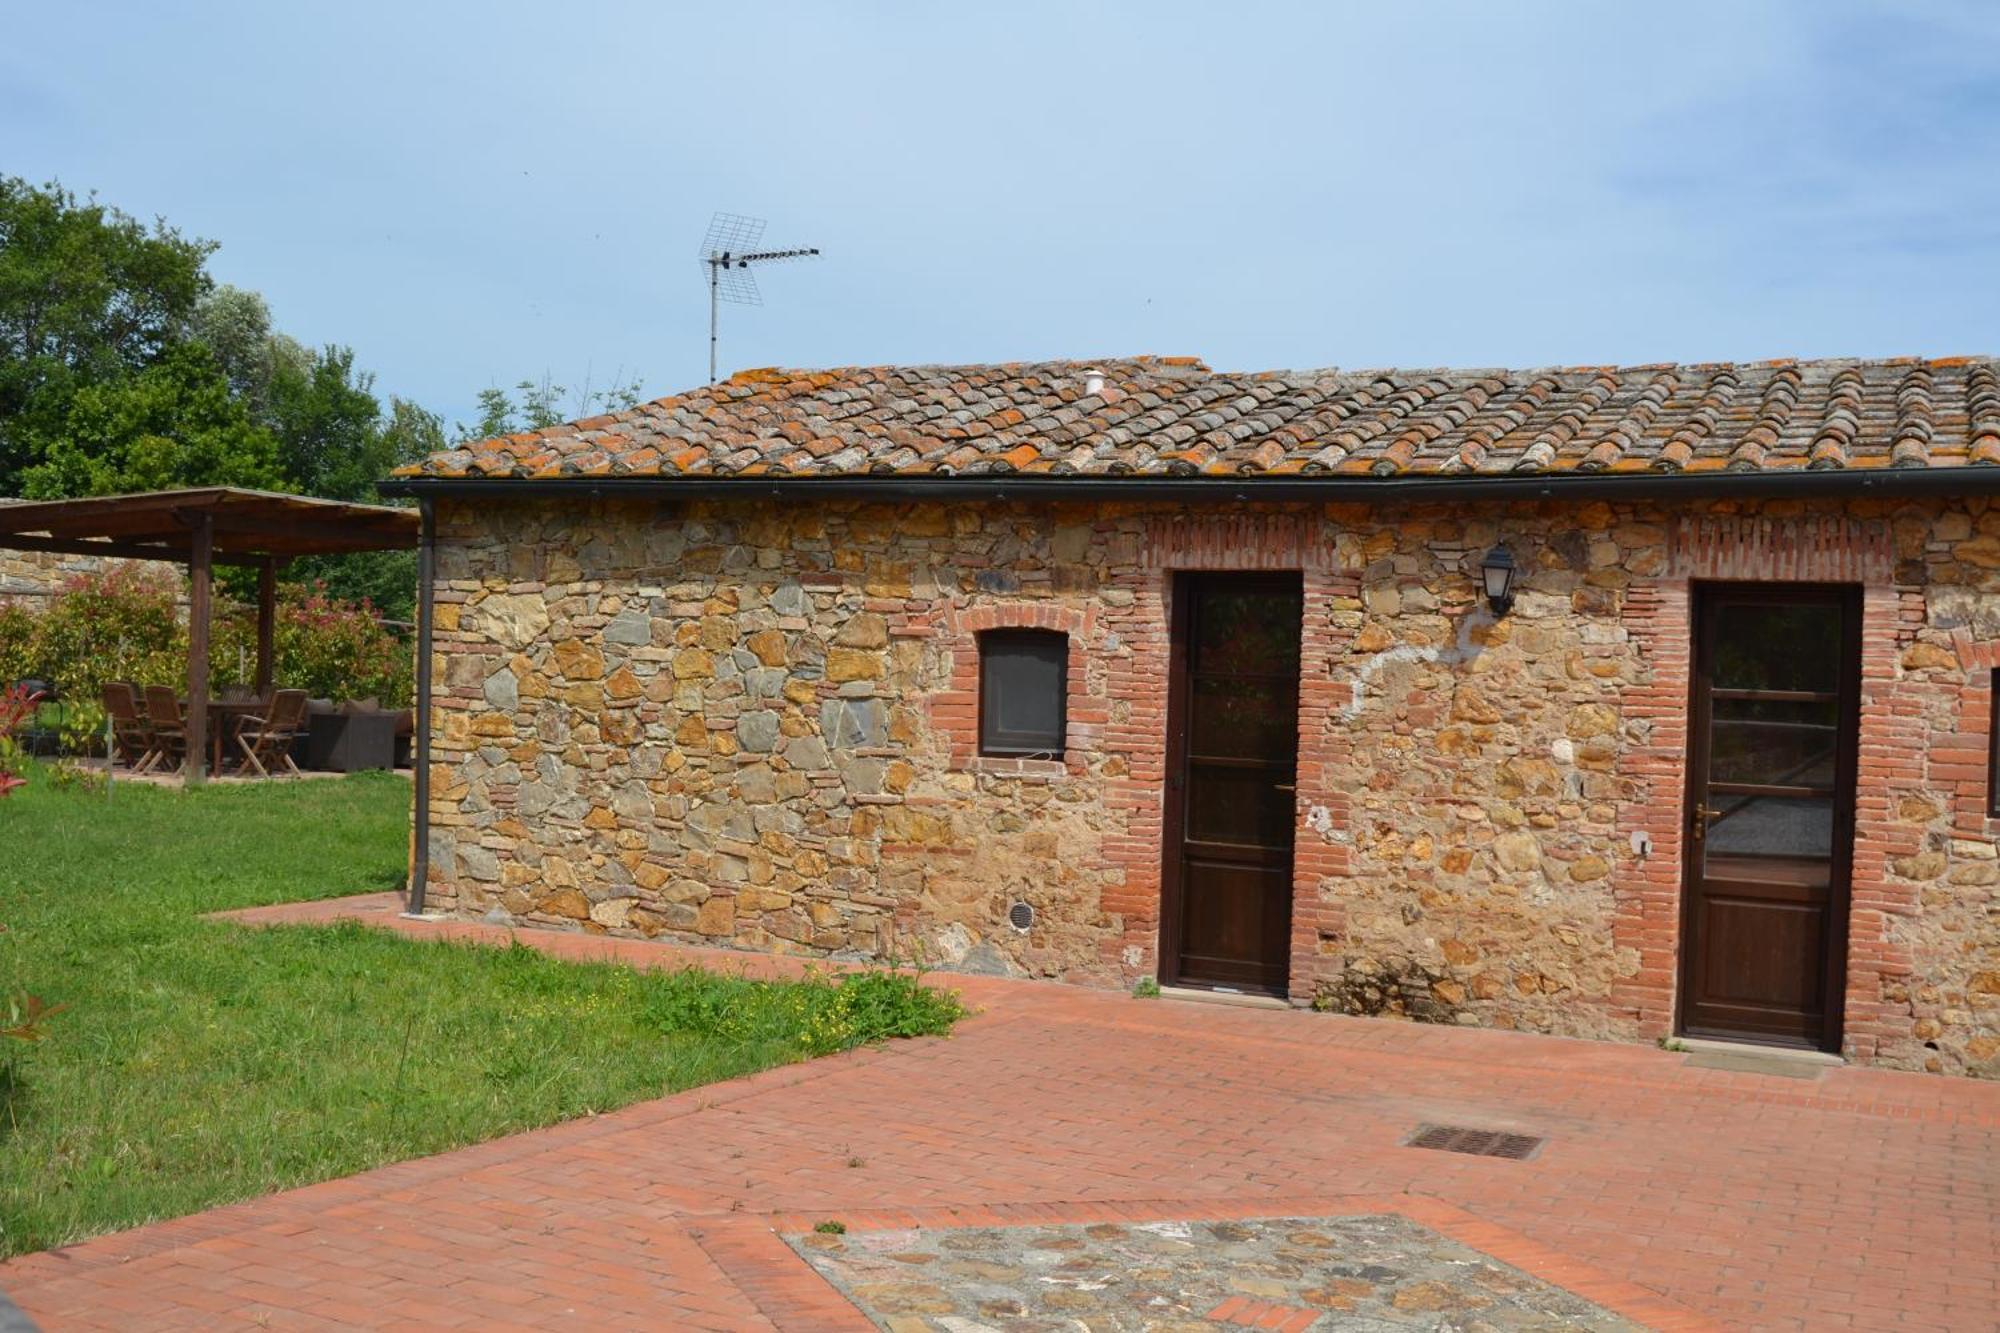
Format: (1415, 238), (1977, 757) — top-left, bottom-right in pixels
(698, 213), (821, 383)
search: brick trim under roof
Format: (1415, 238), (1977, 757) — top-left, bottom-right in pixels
(399, 355), (2000, 483)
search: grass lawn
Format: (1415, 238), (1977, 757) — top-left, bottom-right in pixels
(0, 768), (960, 1258)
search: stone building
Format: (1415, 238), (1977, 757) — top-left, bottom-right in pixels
(385, 356), (2000, 1076)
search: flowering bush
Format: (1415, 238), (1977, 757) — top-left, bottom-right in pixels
(0, 682), (38, 799)
(0, 688), (60, 1054)
(231, 584), (411, 705)
(16, 566), (183, 705)
(5, 569), (411, 727)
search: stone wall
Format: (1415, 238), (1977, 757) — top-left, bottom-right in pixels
(423, 493), (2000, 1075)
(0, 544), (183, 605)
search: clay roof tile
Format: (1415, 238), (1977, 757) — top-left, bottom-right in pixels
(395, 355), (2000, 485)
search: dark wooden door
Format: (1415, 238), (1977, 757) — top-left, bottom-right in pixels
(1679, 583), (1859, 1051)
(1161, 573), (1303, 995)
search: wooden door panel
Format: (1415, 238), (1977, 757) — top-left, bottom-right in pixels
(1697, 897), (1825, 1009)
(1161, 573), (1302, 996)
(1177, 859), (1291, 987)
(1679, 584), (1857, 1052)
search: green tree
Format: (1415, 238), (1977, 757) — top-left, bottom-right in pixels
(18, 341), (286, 497)
(286, 396), (441, 621)
(0, 177), (215, 492)
(192, 284), (308, 423)
(380, 394), (447, 465)
(267, 345), (392, 502)
(456, 369), (646, 441)
(466, 385), (516, 441)
(0, 178), (455, 622)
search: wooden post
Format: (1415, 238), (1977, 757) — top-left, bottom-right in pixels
(185, 514), (212, 785)
(254, 558), (276, 699)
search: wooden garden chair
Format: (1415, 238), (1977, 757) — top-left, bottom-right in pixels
(236, 689), (308, 778)
(102, 681), (160, 773)
(142, 685), (187, 772)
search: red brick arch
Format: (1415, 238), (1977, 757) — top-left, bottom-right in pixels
(928, 602), (1099, 776)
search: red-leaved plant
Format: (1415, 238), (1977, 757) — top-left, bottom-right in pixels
(0, 683), (64, 1043)
(0, 682), (38, 799)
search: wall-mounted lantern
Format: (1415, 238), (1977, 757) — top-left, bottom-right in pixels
(1479, 545), (1518, 616)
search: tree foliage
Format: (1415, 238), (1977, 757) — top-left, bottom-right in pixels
(193, 284), (309, 422)
(0, 178), (214, 493)
(10, 566), (412, 709)
(19, 342), (285, 497)
(268, 344), (391, 502)
(0, 176), (647, 624)
(459, 369), (646, 441)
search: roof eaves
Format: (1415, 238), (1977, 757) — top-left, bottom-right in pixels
(378, 462), (2000, 505)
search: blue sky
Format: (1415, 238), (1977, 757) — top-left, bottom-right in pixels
(6, 2), (1997, 430)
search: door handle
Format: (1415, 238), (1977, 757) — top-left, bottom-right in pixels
(1274, 783), (1296, 793)
(1691, 802), (1717, 841)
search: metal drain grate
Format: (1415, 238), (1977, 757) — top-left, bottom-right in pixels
(1404, 1123), (1544, 1160)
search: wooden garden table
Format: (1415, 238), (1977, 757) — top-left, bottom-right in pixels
(190, 698), (268, 774)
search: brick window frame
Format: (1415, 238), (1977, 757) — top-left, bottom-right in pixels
(931, 603), (1096, 777)
(1613, 510), (1916, 1057)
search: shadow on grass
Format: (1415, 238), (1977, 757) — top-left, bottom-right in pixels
(0, 1062), (29, 1147)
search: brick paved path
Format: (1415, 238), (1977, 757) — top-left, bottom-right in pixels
(5, 893), (1996, 1330)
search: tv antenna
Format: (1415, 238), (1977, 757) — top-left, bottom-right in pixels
(699, 212), (820, 384)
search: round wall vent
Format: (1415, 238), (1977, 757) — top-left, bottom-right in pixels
(1007, 901), (1035, 931)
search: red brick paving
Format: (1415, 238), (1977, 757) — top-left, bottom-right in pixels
(1204, 1295), (1323, 1331)
(4, 891), (1997, 1330)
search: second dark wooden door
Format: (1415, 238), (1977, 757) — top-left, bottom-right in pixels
(1680, 583), (1859, 1051)
(1161, 573), (1303, 995)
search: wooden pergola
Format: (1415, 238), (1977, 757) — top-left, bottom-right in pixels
(0, 488), (419, 783)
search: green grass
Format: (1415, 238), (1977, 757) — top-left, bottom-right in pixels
(0, 768), (961, 1257)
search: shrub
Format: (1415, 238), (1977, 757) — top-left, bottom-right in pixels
(262, 584), (411, 704)
(204, 584), (410, 704)
(0, 682), (36, 798)
(55, 701), (109, 758)
(8, 569), (412, 723)
(0, 603), (35, 685)
(24, 566), (183, 704)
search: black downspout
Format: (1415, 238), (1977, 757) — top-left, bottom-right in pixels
(407, 496), (435, 915)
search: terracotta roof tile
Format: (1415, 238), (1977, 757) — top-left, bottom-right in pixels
(398, 354), (2000, 482)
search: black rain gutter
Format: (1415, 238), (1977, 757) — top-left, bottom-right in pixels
(405, 496), (435, 917)
(379, 466), (2000, 505)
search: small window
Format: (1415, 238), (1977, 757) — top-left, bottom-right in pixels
(979, 629), (1068, 757)
(1990, 669), (2000, 818)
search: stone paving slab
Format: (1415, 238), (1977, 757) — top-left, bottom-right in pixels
(789, 1213), (1641, 1331)
(0, 1287), (37, 1333)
